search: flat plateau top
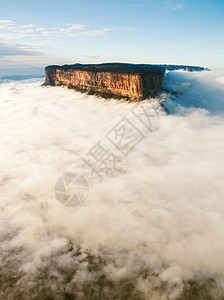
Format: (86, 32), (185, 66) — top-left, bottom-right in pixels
(46, 63), (165, 74)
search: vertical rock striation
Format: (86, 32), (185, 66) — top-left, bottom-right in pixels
(44, 63), (164, 101)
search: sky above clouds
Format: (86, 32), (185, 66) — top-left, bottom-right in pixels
(0, 0), (223, 70)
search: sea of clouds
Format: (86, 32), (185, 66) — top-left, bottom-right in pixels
(0, 70), (224, 299)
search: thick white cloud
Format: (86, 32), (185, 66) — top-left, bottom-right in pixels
(0, 71), (224, 299)
(163, 70), (224, 114)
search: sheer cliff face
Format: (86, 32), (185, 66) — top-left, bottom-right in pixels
(45, 66), (163, 100)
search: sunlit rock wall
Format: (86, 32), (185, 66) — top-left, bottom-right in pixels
(45, 65), (163, 100)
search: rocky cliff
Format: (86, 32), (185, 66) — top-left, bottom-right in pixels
(44, 63), (164, 101)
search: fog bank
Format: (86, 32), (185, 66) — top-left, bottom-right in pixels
(0, 70), (224, 299)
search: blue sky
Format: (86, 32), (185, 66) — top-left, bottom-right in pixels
(0, 0), (223, 70)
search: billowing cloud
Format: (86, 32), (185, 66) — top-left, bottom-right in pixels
(163, 70), (224, 114)
(0, 71), (224, 299)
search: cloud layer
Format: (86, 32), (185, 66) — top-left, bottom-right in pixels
(0, 71), (224, 299)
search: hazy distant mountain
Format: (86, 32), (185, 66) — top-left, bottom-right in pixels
(0, 67), (45, 81)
